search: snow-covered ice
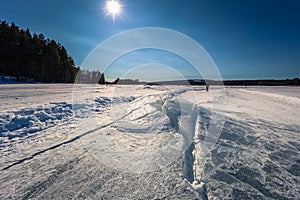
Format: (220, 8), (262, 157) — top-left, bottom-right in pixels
(0, 84), (299, 199)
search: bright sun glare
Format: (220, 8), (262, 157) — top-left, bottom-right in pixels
(105, 0), (122, 19)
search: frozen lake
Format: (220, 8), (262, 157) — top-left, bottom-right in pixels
(0, 84), (299, 199)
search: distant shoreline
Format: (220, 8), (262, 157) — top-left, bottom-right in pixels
(1, 75), (299, 86)
(117, 78), (300, 86)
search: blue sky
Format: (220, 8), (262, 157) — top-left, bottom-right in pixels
(0, 0), (300, 80)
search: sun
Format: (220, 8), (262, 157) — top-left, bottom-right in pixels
(105, 0), (122, 19)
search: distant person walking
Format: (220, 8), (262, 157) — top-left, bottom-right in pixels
(206, 83), (209, 92)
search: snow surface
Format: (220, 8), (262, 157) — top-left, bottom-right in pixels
(0, 84), (299, 199)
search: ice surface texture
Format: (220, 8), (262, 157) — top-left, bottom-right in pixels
(0, 85), (299, 199)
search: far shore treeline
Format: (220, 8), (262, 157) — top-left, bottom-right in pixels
(0, 21), (299, 85)
(0, 20), (105, 83)
(0, 21), (78, 83)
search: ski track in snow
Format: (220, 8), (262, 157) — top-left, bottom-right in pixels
(0, 84), (299, 199)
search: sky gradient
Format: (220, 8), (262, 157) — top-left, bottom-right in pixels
(0, 0), (300, 80)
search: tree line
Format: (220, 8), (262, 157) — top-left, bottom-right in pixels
(0, 20), (81, 83)
(75, 69), (104, 84)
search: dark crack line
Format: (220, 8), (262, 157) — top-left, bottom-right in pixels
(1, 104), (145, 172)
(1, 92), (191, 172)
(1, 121), (114, 171)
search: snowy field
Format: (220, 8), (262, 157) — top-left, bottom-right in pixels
(0, 84), (299, 199)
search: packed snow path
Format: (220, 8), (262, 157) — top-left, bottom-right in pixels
(0, 84), (299, 199)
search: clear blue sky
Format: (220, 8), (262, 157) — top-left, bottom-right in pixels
(1, 0), (300, 80)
